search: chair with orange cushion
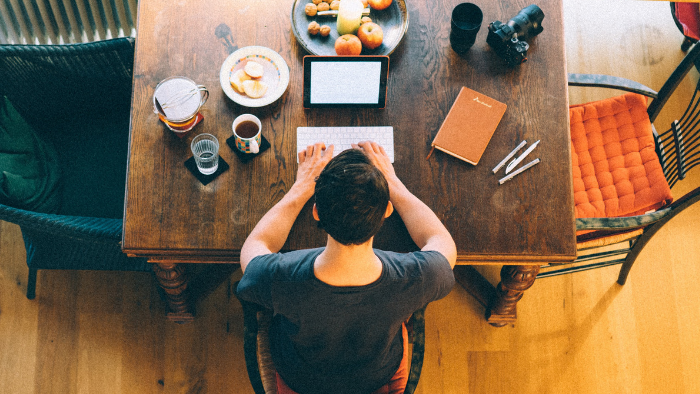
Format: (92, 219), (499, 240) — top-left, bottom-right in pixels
(537, 42), (700, 284)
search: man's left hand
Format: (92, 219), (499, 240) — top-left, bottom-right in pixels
(295, 143), (334, 200)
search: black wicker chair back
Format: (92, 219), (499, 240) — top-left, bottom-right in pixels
(0, 38), (150, 299)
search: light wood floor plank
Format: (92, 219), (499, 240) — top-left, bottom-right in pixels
(34, 270), (80, 394)
(0, 222), (38, 394)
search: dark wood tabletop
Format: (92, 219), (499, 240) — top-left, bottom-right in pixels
(123, 0), (576, 323)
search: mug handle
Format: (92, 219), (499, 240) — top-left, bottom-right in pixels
(249, 138), (260, 154)
(197, 85), (209, 106)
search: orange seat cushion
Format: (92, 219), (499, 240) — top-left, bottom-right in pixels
(570, 92), (673, 219)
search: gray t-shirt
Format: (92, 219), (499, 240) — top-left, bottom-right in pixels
(237, 248), (454, 394)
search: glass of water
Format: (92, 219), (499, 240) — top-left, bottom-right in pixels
(191, 133), (219, 175)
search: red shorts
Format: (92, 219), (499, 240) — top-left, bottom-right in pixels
(276, 323), (410, 394)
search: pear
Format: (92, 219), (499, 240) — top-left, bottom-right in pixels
(230, 69), (251, 93)
(244, 60), (264, 78)
(242, 80), (268, 99)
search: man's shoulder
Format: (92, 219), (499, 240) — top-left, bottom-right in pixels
(237, 248), (324, 306)
(374, 249), (455, 303)
(246, 247), (324, 277)
(253, 247), (323, 260)
(374, 249), (452, 277)
(374, 249), (449, 264)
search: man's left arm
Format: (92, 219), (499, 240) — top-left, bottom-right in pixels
(240, 143), (333, 273)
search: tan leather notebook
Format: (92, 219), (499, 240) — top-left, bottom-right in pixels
(428, 87), (507, 165)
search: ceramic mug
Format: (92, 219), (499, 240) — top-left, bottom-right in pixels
(232, 114), (261, 154)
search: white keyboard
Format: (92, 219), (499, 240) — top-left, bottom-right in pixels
(296, 126), (394, 163)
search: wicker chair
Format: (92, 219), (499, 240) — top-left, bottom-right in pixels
(236, 292), (426, 394)
(537, 42), (700, 283)
(0, 38), (150, 299)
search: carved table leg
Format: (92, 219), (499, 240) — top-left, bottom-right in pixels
(153, 263), (195, 323)
(486, 265), (540, 327)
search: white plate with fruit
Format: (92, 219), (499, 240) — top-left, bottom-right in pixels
(219, 46), (290, 108)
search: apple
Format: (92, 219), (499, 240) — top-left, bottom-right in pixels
(357, 22), (383, 50)
(335, 34), (363, 55)
(367, 0), (392, 11)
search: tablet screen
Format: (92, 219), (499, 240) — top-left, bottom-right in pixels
(303, 56), (389, 108)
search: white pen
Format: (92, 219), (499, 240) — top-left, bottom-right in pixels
(499, 158), (540, 185)
(505, 140), (540, 174)
(492, 140), (527, 174)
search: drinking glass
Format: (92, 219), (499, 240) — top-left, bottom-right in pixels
(191, 134), (219, 175)
(337, 0), (364, 35)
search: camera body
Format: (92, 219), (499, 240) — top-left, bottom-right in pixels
(486, 4), (545, 66)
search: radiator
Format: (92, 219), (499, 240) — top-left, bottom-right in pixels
(0, 0), (137, 44)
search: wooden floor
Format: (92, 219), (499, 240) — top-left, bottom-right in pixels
(2, 0), (699, 393)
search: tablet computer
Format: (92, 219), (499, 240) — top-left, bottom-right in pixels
(303, 56), (390, 109)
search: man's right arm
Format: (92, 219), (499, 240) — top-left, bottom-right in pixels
(355, 142), (457, 268)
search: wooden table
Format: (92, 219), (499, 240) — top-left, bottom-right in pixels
(123, 0), (576, 325)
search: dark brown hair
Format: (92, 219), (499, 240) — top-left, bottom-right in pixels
(314, 150), (390, 245)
